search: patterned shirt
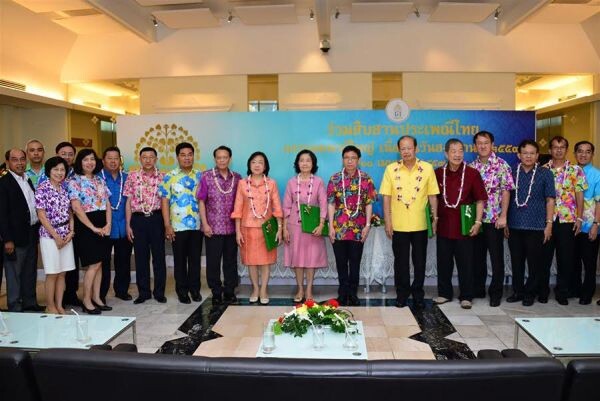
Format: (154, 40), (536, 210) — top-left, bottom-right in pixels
(470, 153), (515, 224)
(101, 169), (128, 239)
(159, 168), (202, 232)
(25, 164), (46, 189)
(35, 180), (71, 239)
(543, 160), (587, 223)
(327, 169), (377, 241)
(67, 174), (110, 212)
(508, 165), (555, 231)
(197, 168), (241, 235)
(581, 163), (600, 234)
(123, 169), (164, 213)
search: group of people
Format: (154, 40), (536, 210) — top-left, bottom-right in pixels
(0, 131), (598, 314)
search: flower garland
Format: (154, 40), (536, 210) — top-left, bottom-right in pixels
(296, 174), (314, 219)
(247, 175), (270, 219)
(514, 162), (538, 208)
(101, 169), (123, 211)
(546, 159), (571, 189)
(341, 168), (361, 217)
(442, 162), (466, 209)
(212, 167), (235, 194)
(394, 160), (424, 209)
(138, 168), (159, 215)
(274, 299), (355, 337)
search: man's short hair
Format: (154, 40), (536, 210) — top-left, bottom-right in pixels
(550, 136), (568, 149)
(175, 142), (194, 156)
(397, 136), (417, 148)
(518, 139), (539, 153)
(444, 138), (464, 152)
(213, 145), (232, 158)
(574, 141), (594, 153)
(5, 149), (26, 161)
(473, 131), (494, 144)
(102, 146), (121, 159)
(139, 147), (157, 156)
(25, 139), (44, 150)
(55, 141), (76, 154)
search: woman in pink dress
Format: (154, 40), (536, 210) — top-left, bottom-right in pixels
(283, 150), (328, 302)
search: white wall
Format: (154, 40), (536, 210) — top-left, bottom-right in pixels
(139, 75), (248, 114)
(403, 72), (516, 110)
(0, 106), (68, 153)
(279, 73), (372, 110)
(60, 18), (600, 82)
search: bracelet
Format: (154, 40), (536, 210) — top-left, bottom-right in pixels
(474, 220), (482, 225)
(546, 220), (553, 224)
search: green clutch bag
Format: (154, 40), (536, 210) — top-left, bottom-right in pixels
(299, 204), (329, 236)
(425, 202), (433, 238)
(460, 203), (478, 236)
(261, 216), (279, 251)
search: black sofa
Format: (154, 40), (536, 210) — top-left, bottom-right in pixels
(2, 347), (572, 401)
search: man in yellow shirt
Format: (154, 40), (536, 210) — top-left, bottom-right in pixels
(380, 136), (440, 308)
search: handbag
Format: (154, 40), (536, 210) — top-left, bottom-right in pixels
(299, 204), (329, 236)
(261, 216), (279, 251)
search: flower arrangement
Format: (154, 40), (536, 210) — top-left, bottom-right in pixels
(273, 299), (355, 337)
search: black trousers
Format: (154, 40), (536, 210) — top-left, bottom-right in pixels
(540, 222), (575, 300)
(64, 245), (80, 303)
(473, 223), (505, 301)
(205, 234), (238, 297)
(0, 240), (3, 293)
(508, 229), (543, 300)
(3, 225), (38, 311)
(436, 236), (474, 301)
(131, 213), (166, 299)
(392, 230), (427, 301)
(332, 240), (364, 298)
(100, 237), (133, 300)
(573, 232), (599, 301)
(172, 229), (203, 296)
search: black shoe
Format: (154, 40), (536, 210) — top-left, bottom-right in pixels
(522, 298), (534, 307)
(538, 296), (548, 304)
(395, 298), (407, 308)
(506, 294), (523, 303)
(557, 298), (569, 306)
(92, 301), (112, 311)
(579, 298), (591, 305)
(337, 296), (348, 307)
(133, 296), (150, 305)
(489, 299), (501, 307)
(348, 295), (360, 306)
(178, 294), (191, 304)
(190, 292), (202, 302)
(115, 293), (133, 301)
(82, 305), (101, 315)
(212, 294), (223, 305)
(154, 296), (167, 303)
(597, 299), (600, 306)
(413, 299), (425, 309)
(23, 304), (46, 312)
(223, 294), (238, 304)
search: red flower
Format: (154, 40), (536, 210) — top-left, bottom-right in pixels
(278, 316), (284, 324)
(327, 299), (339, 308)
(305, 299), (315, 308)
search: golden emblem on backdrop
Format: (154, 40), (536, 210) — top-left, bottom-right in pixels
(134, 124), (205, 171)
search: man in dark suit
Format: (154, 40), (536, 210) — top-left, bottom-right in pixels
(0, 149), (44, 312)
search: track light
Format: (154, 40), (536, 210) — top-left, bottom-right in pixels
(413, 7), (420, 18)
(334, 8), (340, 19)
(227, 11), (233, 23)
(494, 7), (500, 20)
(152, 17), (158, 27)
(309, 9), (314, 20)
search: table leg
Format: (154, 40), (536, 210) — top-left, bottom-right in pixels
(513, 324), (519, 349)
(132, 321), (137, 345)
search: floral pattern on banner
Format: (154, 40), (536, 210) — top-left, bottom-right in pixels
(35, 180), (72, 239)
(123, 169), (164, 212)
(67, 174), (110, 213)
(159, 168), (202, 231)
(543, 160), (588, 223)
(327, 170), (377, 241)
(470, 152), (514, 224)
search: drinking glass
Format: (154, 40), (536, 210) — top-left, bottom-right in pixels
(343, 325), (359, 351)
(262, 324), (276, 354)
(312, 324), (325, 350)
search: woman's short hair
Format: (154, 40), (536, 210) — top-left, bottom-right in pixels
(246, 151), (270, 176)
(44, 156), (69, 178)
(342, 145), (361, 158)
(73, 148), (103, 175)
(293, 149), (318, 174)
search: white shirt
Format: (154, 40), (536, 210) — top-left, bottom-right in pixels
(9, 170), (39, 226)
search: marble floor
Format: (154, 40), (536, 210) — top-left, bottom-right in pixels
(1, 272), (599, 357)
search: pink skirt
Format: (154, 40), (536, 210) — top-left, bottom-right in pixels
(240, 226), (278, 266)
(284, 223), (328, 268)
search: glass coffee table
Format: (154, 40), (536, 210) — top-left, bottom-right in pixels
(0, 312), (136, 351)
(514, 317), (600, 358)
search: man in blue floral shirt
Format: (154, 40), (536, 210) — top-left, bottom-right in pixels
(160, 142), (203, 304)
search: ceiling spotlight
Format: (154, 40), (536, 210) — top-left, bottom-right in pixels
(334, 8), (340, 19)
(309, 9), (314, 20)
(413, 7), (420, 18)
(227, 11), (233, 23)
(494, 7), (500, 20)
(152, 17), (158, 27)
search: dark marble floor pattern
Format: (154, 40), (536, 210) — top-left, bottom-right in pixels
(157, 298), (475, 359)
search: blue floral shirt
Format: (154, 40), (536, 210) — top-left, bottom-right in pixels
(159, 168), (202, 232)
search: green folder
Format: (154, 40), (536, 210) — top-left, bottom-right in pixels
(261, 216), (279, 251)
(300, 204), (329, 236)
(425, 202), (433, 238)
(460, 203), (478, 236)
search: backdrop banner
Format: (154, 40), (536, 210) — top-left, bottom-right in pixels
(117, 109), (535, 193)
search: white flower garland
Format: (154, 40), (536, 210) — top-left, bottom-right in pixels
(212, 167), (235, 194)
(138, 168), (159, 215)
(341, 168), (361, 218)
(247, 175), (270, 219)
(296, 174), (314, 217)
(101, 169), (123, 211)
(514, 163), (537, 208)
(442, 162), (466, 209)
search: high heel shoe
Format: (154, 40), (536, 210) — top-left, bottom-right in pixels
(259, 297), (270, 305)
(92, 301), (113, 311)
(82, 305), (101, 315)
(249, 295), (259, 303)
(293, 295), (305, 303)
